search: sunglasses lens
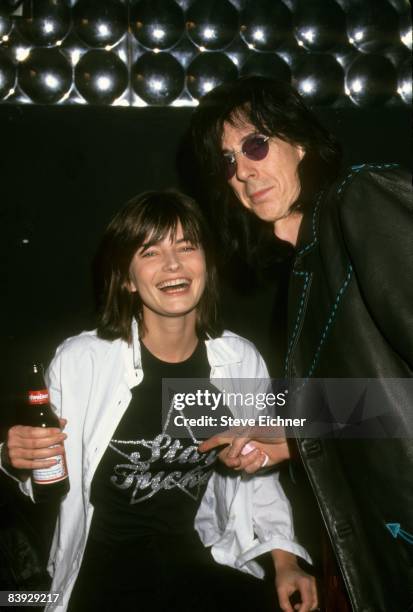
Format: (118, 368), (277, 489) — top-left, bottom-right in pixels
(243, 136), (269, 161)
(223, 136), (269, 181)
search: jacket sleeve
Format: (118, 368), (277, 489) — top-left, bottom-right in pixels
(239, 344), (312, 563)
(201, 335), (312, 575)
(45, 344), (64, 417)
(247, 472), (313, 565)
(338, 166), (413, 370)
(0, 443), (34, 500)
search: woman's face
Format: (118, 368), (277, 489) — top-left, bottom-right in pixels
(128, 222), (207, 321)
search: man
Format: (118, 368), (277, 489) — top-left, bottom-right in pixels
(191, 77), (413, 611)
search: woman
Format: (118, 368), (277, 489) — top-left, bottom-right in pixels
(2, 191), (317, 612)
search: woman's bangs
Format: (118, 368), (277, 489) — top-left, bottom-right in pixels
(141, 206), (202, 249)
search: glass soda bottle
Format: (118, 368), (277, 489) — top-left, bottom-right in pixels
(23, 363), (69, 503)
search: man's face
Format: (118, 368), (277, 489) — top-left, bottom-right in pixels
(221, 120), (305, 225)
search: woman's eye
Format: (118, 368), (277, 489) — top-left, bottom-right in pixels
(141, 250), (157, 258)
(180, 245), (196, 252)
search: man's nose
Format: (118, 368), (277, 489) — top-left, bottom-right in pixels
(234, 153), (257, 182)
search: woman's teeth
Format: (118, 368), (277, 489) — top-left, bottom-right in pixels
(157, 279), (190, 292)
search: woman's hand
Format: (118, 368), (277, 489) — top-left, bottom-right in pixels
(273, 550), (319, 612)
(4, 418), (67, 473)
(198, 427), (290, 473)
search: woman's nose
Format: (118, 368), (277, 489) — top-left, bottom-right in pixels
(163, 251), (181, 270)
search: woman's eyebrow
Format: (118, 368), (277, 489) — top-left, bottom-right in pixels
(140, 238), (159, 250)
(140, 236), (194, 249)
(175, 237), (197, 244)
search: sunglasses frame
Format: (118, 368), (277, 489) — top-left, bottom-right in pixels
(223, 134), (270, 180)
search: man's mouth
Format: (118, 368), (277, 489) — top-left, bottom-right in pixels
(156, 278), (191, 293)
(249, 186), (273, 203)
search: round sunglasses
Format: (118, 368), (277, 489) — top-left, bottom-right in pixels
(223, 134), (270, 180)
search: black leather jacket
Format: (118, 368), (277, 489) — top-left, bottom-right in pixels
(286, 165), (413, 612)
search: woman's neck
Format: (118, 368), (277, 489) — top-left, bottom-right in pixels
(140, 309), (199, 363)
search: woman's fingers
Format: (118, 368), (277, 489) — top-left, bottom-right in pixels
(8, 444), (65, 469)
(9, 457), (59, 470)
(8, 426), (66, 449)
(11, 425), (62, 439)
(198, 427), (290, 472)
(197, 432), (233, 453)
(6, 425), (67, 470)
(242, 449), (269, 473)
(14, 433), (65, 450)
(12, 444), (65, 459)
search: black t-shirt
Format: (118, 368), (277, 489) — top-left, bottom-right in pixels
(69, 342), (278, 612)
(90, 340), (221, 543)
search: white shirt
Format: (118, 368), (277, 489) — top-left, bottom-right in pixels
(1, 320), (311, 611)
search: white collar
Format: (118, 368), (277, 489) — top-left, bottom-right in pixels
(129, 319), (241, 371)
(205, 334), (241, 366)
(131, 318), (141, 370)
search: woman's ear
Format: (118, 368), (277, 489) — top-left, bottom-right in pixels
(124, 279), (137, 293)
(297, 145), (305, 160)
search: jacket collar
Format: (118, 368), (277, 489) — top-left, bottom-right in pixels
(131, 317), (141, 369)
(205, 334), (241, 366)
(120, 318), (143, 389)
(128, 319), (240, 373)
(294, 189), (324, 258)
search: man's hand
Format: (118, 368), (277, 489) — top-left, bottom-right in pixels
(198, 427), (290, 473)
(273, 550), (318, 612)
(5, 418), (67, 471)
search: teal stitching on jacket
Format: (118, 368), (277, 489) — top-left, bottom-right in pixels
(350, 162), (398, 171)
(306, 264), (353, 378)
(284, 270), (310, 376)
(296, 190), (324, 257)
(284, 163), (399, 379)
(337, 163), (399, 195)
(285, 264), (353, 382)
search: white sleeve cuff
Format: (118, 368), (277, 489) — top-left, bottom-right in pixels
(237, 536), (313, 568)
(0, 442), (35, 501)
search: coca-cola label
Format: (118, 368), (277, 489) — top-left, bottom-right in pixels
(28, 389), (49, 405)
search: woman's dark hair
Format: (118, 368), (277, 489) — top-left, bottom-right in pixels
(96, 190), (222, 343)
(191, 76), (342, 267)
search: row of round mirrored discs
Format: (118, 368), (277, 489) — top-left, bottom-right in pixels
(0, 0), (411, 106)
(0, 46), (410, 107)
(1, 0), (411, 53)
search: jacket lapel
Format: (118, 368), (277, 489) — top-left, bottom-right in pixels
(83, 336), (142, 486)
